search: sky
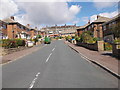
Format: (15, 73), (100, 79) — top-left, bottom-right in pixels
(0, 0), (119, 29)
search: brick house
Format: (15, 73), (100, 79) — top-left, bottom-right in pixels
(26, 24), (37, 39)
(0, 16), (38, 40)
(102, 14), (120, 43)
(76, 22), (90, 36)
(1, 16), (30, 39)
(41, 24), (77, 37)
(0, 20), (8, 39)
(85, 15), (110, 40)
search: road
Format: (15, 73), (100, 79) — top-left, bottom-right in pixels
(2, 40), (118, 88)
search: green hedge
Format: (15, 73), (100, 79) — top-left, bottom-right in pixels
(1, 39), (26, 48)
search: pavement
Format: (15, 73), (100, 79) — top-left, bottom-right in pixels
(2, 40), (119, 89)
(1, 44), (44, 65)
(65, 41), (120, 78)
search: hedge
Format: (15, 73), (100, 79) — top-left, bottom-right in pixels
(1, 39), (26, 48)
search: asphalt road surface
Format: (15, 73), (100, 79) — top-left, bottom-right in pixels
(2, 40), (118, 88)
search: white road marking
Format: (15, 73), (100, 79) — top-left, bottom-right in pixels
(52, 48), (55, 51)
(29, 72), (40, 89)
(46, 53), (52, 63)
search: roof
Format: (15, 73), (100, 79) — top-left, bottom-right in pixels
(45, 25), (76, 29)
(3, 18), (17, 24)
(77, 23), (90, 30)
(102, 14), (120, 25)
(25, 25), (32, 30)
(93, 15), (110, 23)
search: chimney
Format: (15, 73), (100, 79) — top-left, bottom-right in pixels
(27, 24), (30, 27)
(10, 16), (14, 20)
(35, 27), (37, 30)
(88, 20), (90, 24)
(97, 15), (100, 19)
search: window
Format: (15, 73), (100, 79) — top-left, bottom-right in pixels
(112, 21), (116, 25)
(103, 25), (106, 31)
(3, 25), (7, 29)
(92, 24), (94, 28)
(21, 26), (24, 29)
(88, 26), (91, 30)
(108, 23), (112, 29)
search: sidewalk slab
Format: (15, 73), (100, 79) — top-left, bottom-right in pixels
(65, 41), (120, 78)
(1, 44), (43, 65)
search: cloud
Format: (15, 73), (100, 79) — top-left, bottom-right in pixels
(90, 10), (118, 22)
(69, 5), (81, 15)
(15, 2), (81, 27)
(15, 0), (73, 2)
(0, 0), (18, 19)
(90, 15), (97, 22)
(82, 17), (89, 23)
(93, 0), (118, 9)
(99, 11), (118, 18)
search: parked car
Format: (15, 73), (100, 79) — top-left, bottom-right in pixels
(44, 37), (51, 44)
(26, 41), (34, 47)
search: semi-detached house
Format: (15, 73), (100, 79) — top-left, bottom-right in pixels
(0, 16), (38, 40)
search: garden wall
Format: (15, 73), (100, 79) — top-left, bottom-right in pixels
(76, 41), (104, 51)
(77, 42), (98, 51)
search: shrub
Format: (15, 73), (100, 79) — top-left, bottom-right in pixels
(36, 35), (42, 38)
(75, 36), (81, 42)
(104, 42), (112, 51)
(2, 39), (26, 48)
(33, 38), (39, 43)
(66, 36), (72, 41)
(93, 37), (99, 42)
(16, 39), (23, 46)
(114, 38), (120, 44)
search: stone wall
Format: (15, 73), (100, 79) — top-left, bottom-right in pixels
(77, 41), (104, 51)
(77, 42), (98, 51)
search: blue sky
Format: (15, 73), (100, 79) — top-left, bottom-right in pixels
(1, 0), (119, 28)
(67, 2), (118, 26)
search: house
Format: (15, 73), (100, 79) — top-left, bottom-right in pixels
(102, 14), (120, 43)
(85, 15), (110, 40)
(0, 16), (38, 40)
(0, 20), (8, 39)
(76, 22), (90, 36)
(26, 24), (37, 39)
(1, 16), (31, 39)
(77, 15), (111, 40)
(41, 24), (77, 37)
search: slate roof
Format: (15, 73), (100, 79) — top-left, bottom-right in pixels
(102, 14), (120, 25)
(77, 23), (90, 30)
(3, 18), (17, 23)
(93, 15), (110, 23)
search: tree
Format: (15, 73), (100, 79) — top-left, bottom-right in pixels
(36, 35), (42, 38)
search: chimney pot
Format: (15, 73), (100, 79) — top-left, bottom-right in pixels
(10, 16), (14, 20)
(97, 15), (100, 19)
(27, 24), (30, 27)
(88, 20), (90, 24)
